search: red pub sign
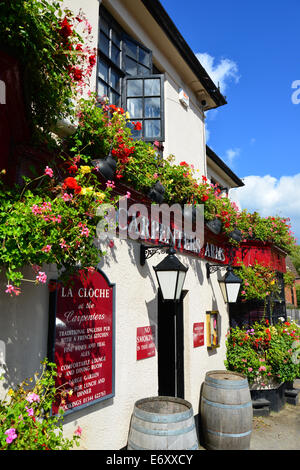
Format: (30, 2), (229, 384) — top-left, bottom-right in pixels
(48, 269), (115, 415)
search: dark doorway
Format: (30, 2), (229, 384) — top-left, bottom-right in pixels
(157, 289), (186, 399)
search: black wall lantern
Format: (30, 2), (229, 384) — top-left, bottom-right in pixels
(140, 243), (188, 302)
(206, 263), (242, 304)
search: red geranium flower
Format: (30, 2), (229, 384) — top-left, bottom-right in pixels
(64, 177), (78, 189)
(60, 17), (73, 39)
(89, 54), (96, 66)
(134, 121), (142, 131)
(68, 165), (78, 174)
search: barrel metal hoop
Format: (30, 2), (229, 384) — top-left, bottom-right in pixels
(134, 406), (193, 423)
(128, 440), (199, 451)
(201, 397), (252, 409)
(131, 422), (196, 437)
(205, 378), (249, 390)
(206, 428), (252, 438)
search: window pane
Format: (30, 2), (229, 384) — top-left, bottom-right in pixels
(99, 31), (109, 56)
(110, 69), (121, 91)
(98, 80), (108, 99)
(130, 121), (143, 139)
(139, 48), (150, 67)
(100, 18), (109, 35)
(98, 60), (109, 82)
(127, 98), (143, 118)
(127, 79), (143, 96)
(144, 120), (161, 138)
(125, 38), (137, 59)
(111, 44), (120, 66)
(144, 97), (160, 118)
(111, 90), (121, 106)
(139, 64), (150, 76)
(112, 30), (121, 48)
(145, 78), (160, 96)
(125, 56), (138, 76)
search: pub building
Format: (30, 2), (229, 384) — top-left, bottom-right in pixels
(0, 0), (288, 450)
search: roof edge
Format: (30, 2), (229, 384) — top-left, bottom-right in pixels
(140, 0), (227, 109)
(206, 145), (244, 188)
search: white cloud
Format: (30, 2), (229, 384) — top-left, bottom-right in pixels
(196, 52), (240, 94)
(229, 174), (300, 242)
(225, 148), (240, 166)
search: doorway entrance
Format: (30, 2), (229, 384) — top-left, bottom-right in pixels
(157, 289), (186, 399)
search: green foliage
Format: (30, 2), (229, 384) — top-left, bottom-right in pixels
(289, 245), (300, 276)
(234, 262), (281, 303)
(0, 0), (94, 136)
(0, 161), (113, 292)
(225, 320), (300, 385)
(0, 359), (81, 450)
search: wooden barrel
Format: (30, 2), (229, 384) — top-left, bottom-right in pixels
(200, 370), (253, 450)
(127, 396), (199, 450)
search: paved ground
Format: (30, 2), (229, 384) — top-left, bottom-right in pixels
(250, 379), (300, 450)
(250, 403), (300, 450)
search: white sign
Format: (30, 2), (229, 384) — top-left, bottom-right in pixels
(179, 88), (189, 107)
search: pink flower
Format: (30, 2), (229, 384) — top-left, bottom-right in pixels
(26, 392), (40, 404)
(44, 166), (54, 178)
(259, 366), (266, 372)
(59, 239), (68, 250)
(5, 284), (21, 296)
(78, 222), (90, 237)
(25, 407), (34, 417)
(36, 272), (47, 284)
(74, 426), (82, 437)
(125, 191), (131, 199)
(106, 180), (115, 189)
(153, 173), (158, 179)
(42, 245), (52, 253)
(5, 428), (17, 444)
(31, 204), (42, 215)
(248, 367), (253, 372)
(62, 192), (73, 202)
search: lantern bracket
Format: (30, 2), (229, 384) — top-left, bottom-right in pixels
(206, 262), (228, 279)
(140, 244), (169, 266)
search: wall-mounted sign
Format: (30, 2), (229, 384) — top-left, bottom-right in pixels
(193, 322), (204, 348)
(48, 269), (115, 415)
(136, 326), (156, 360)
(206, 311), (220, 349)
(179, 88), (189, 107)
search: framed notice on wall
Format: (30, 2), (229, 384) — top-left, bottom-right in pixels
(136, 326), (156, 360)
(47, 269), (115, 415)
(206, 311), (220, 349)
(193, 322), (205, 348)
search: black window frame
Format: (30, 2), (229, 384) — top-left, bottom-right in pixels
(97, 8), (125, 107)
(123, 74), (165, 142)
(98, 5), (165, 144)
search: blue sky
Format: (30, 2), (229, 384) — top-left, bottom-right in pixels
(160, 0), (300, 243)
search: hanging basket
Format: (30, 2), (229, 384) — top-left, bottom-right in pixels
(205, 218), (222, 234)
(148, 181), (165, 203)
(91, 152), (116, 180)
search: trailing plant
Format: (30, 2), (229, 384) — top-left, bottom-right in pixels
(0, 0), (96, 137)
(0, 359), (81, 450)
(225, 320), (300, 385)
(0, 159), (115, 295)
(283, 270), (296, 287)
(234, 261), (281, 305)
